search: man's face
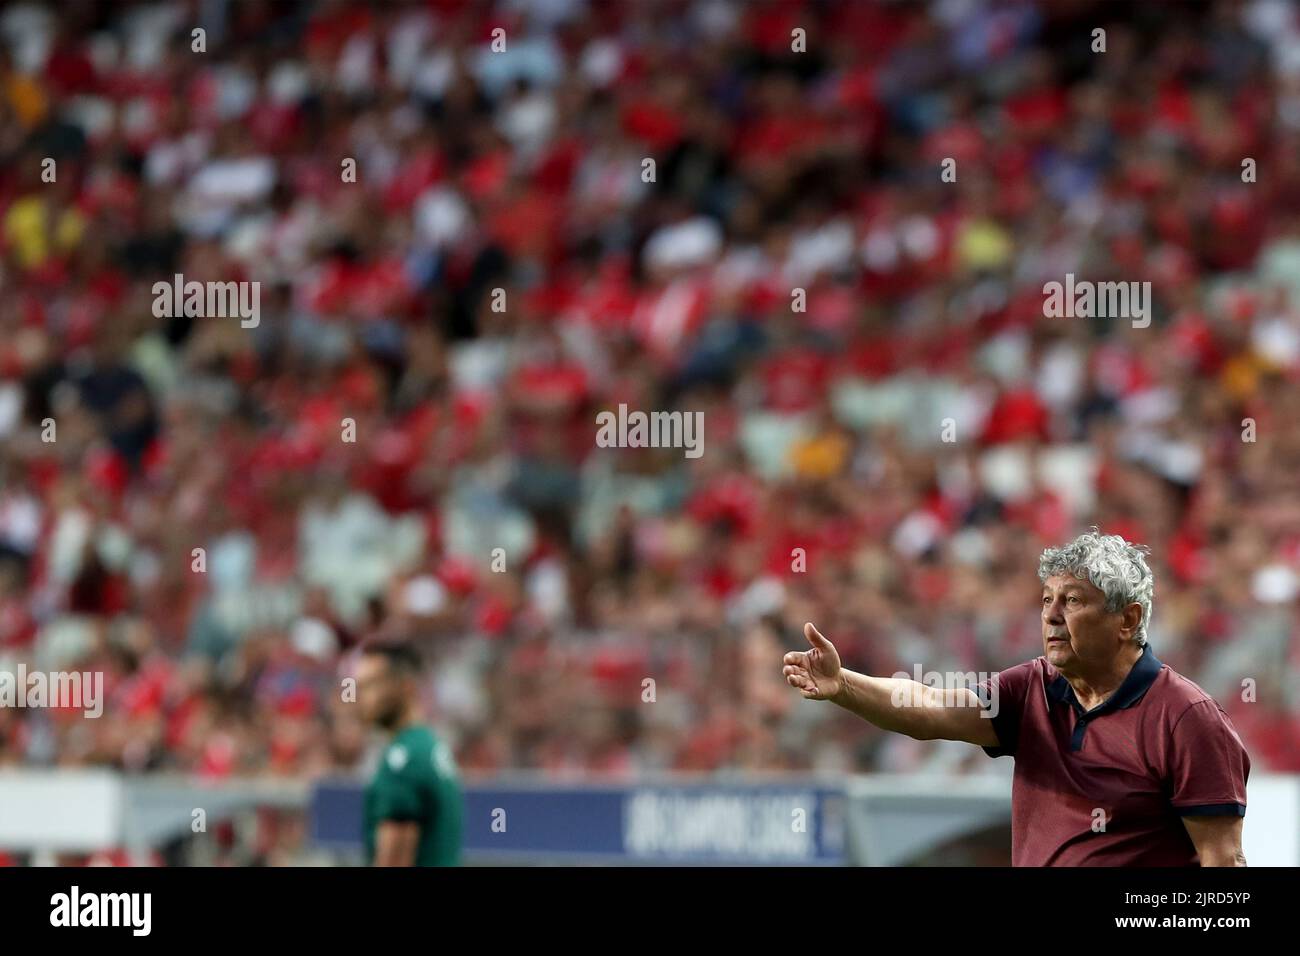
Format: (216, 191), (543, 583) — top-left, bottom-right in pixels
(355, 654), (404, 728)
(1040, 574), (1126, 673)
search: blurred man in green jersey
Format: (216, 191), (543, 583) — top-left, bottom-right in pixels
(356, 642), (462, 866)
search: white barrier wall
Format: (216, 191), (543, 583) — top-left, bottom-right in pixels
(0, 770), (307, 855)
(1239, 775), (1300, 867)
(0, 770), (121, 851)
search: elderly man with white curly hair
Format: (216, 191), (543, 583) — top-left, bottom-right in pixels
(783, 528), (1250, 866)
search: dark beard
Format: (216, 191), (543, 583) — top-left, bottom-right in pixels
(375, 702), (404, 731)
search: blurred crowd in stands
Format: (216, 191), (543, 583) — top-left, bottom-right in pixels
(1, 0), (1299, 806)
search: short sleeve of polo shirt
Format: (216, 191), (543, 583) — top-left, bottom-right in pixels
(1167, 699), (1249, 817)
(974, 660), (1036, 758)
(372, 749), (424, 822)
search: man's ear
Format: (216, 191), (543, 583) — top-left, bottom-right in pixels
(1121, 602), (1143, 640)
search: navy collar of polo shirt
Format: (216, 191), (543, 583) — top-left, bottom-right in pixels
(1047, 647), (1163, 751)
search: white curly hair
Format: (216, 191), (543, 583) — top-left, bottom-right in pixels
(1038, 528), (1154, 647)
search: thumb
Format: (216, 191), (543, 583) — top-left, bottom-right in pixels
(804, 622), (831, 650)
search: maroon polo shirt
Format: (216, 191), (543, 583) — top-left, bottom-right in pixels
(975, 647), (1249, 866)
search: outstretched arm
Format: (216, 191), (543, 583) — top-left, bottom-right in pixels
(783, 623), (1000, 748)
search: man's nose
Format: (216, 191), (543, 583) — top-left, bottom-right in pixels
(1044, 600), (1065, 623)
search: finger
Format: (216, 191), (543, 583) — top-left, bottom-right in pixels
(804, 622), (831, 650)
(786, 673), (809, 690)
(783, 664), (807, 678)
(783, 651), (807, 666)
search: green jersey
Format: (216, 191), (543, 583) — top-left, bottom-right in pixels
(364, 725), (462, 867)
